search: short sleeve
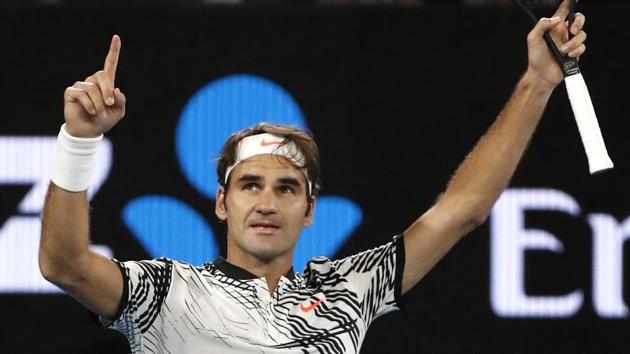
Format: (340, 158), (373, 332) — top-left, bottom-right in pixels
(97, 258), (173, 346)
(306, 234), (405, 326)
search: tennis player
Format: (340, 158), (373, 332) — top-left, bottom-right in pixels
(39, 1), (587, 353)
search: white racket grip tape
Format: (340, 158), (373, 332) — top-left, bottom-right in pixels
(564, 73), (613, 174)
(51, 124), (103, 192)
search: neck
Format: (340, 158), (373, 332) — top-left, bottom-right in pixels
(226, 248), (293, 294)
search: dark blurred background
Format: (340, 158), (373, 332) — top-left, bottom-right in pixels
(0, 1), (628, 354)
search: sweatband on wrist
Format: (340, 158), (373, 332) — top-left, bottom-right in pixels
(51, 124), (103, 192)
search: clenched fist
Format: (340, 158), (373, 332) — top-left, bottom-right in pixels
(526, 0), (587, 90)
(64, 35), (126, 138)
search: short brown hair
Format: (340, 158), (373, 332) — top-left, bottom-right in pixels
(216, 123), (321, 197)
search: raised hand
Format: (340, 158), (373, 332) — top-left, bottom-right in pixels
(526, 0), (587, 90)
(63, 35), (126, 138)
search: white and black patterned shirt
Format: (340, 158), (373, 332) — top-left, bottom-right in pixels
(98, 234), (405, 354)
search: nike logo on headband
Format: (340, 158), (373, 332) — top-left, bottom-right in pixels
(260, 139), (284, 147)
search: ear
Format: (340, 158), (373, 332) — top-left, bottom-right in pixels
(215, 186), (228, 221)
(303, 196), (316, 227)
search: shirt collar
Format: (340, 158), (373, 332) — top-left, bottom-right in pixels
(212, 257), (295, 280)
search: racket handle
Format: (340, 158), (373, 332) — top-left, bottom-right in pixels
(564, 73), (613, 174)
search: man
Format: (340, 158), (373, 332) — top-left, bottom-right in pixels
(39, 1), (587, 353)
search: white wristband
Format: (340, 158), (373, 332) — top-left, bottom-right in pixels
(51, 124), (103, 192)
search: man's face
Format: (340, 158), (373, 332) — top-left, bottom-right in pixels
(215, 154), (315, 264)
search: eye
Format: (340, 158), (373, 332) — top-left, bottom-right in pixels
(243, 183), (261, 191)
(278, 185), (296, 194)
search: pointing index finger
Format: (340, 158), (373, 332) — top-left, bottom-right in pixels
(104, 34), (121, 84)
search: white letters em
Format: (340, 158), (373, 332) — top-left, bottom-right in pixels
(491, 188), (629, 318)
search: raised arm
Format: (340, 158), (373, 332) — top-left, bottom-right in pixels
(401, 1), (587, 294)
(39, 35), (127, 318)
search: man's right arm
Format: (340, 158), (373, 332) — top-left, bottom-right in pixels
(40, 185), (123, 319)
(39, 35), (127, 320)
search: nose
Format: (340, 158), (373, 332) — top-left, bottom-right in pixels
(255, 187), (278, 215)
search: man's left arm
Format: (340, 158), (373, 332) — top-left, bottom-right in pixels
(401, 1), (586, 294)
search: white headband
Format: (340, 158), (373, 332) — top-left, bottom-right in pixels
(224, 133), (312, 194)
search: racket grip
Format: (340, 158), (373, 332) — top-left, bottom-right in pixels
(564, 73), (614, 174)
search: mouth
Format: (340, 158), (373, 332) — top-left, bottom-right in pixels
(249, 222), (280, 234)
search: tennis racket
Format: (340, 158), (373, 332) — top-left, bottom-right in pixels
(513, 0), (613, 174)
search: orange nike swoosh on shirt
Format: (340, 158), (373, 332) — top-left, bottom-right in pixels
(299, 298), (323, 313)
(260, 139), (284, 147)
